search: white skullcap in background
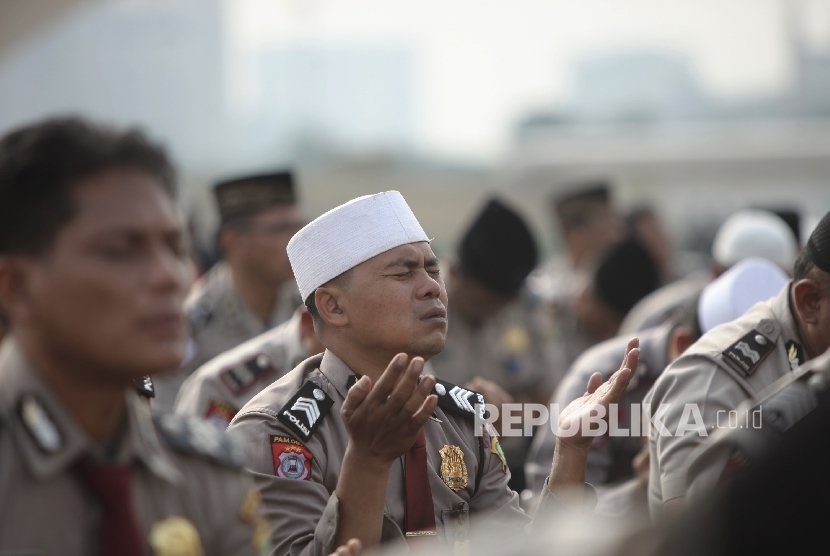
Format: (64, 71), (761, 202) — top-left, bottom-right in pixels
(711, 209), (798, 272)
(287, 191), (429, 301)
(697, 257), (789, 334)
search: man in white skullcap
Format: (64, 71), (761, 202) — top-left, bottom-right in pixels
(227, 191), (638, 554)
(644, 210), (830, 519)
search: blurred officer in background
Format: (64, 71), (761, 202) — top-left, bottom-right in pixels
(525, 257), (789, 521)
(0, 117), (271, 555)
(645, 210), (830, 519)
(429, 197), (565, 490)
(620, 208), (798, 334)
(153, 171), (304, 410)
(174, 304), (324, 429)
(529, 181), (625, 306)
(227, 191), (639, 555)
(556, 236), (661, 367)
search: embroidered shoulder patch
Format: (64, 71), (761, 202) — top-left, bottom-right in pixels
(276, 381), (334, 441)
(722, 329), (775, 377)
(271, 435), (313, 480)
(205, 399), (238, 429)
(220, 354), (278, 395)
(432, 378), (485, 421)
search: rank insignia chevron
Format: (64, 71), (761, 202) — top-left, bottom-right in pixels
(432, 378), (485, 420)
(277, 381), (334, 441)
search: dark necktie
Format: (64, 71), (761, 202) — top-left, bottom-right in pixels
(404, 427), (437, 547)
(75, 457), (144, 556)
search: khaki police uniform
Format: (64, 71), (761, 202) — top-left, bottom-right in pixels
(0, 339), (270, 556)
(174, 311), (306, 429)
(526, 321), (672, 514)
(153, 261), (300, 411)
(227, 350), (571, 556)
(644, 285), (806, 517)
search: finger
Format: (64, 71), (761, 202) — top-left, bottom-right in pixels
(597, 363), (634, 406)
(365, 353), (408, 404)
(409, 394), (439, 431)
(399, 373), (435, 418)
(340, 375), (372, 419)
(385, 356), (425, 413)
(585, 372), (603, 395)
(347, 538), (363, 555)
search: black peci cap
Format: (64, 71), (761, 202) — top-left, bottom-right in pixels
(594, 237), (660, 317)
(213, 171), (296, 225)
(805, 211), (830, 274)
(458, 198), (539, 294)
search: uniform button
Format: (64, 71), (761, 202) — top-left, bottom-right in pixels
(755, 335), (767, 345)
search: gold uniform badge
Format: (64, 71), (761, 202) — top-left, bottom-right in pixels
(439, 445), (468, 491)
(149, 517), (205, 556)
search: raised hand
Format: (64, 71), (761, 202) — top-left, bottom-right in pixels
(329, 539), (363, 556)
(340, 353), (438, 464)
(556, 337), (639, 451)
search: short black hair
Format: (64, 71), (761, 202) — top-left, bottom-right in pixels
(793, 247), (815, 282)
(0, 117), (176, 256)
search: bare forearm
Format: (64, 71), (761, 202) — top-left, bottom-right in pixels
(547, 438), (590, 512)
(333, 446), (392, 549)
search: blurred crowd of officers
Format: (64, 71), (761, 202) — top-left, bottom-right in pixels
(1, 116), (830, 556)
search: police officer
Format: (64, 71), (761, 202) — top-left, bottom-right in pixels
(429, 198), (564, 490)
(525, 257), (790, 518)
(0, 118), (271, 555)
(644, 210), (830, 518)
(153, 171), (304, 410)
(174, 305), (324, 429)
(227, 191), (639, 554)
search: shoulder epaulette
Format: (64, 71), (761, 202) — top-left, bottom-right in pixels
(220, 353), (278, 395)
(276, 381), (334, 441)
(432, 378), (485, 420)
(722, 328), (775, 377)
(153, 413), (245, 469)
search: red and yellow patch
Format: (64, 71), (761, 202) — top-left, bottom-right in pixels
(205, 399), (238, 428)
(271, 435), (313, 481)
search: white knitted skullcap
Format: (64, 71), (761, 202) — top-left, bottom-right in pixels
(712, 209), (797, 272)
(697, 257), (788, 334)
(287, 191), (429, 301)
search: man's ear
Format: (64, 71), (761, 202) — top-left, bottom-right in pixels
(315, 286), (348, 328)
(669, 325), (693, 362)
(0, 256), (33, 326)
(792, 279), (822, 325)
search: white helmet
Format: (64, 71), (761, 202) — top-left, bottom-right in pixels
(711, 209), (797, 272)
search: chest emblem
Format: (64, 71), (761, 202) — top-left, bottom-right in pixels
(439, 445), (468, 491)
(149, 516), (205, 556)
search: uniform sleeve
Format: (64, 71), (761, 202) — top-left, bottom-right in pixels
(174, 370), (239, 429)
(228, 409), (338, 556)
(646, 355), (752, 513)
(467, 425), (532, 538)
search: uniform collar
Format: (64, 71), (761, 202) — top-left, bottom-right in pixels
(318, 349), (357, 399)
(0, 339), (180, 484)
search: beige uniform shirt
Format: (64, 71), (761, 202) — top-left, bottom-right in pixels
(227, 350), (556, 556)
(153, 262), (300, 411)
(174, 312), (306, 429)
(644, 285), (806, 517)
(0, 340), (269, 556)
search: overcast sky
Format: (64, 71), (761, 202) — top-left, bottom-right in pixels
(226, 0), (830, 160)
